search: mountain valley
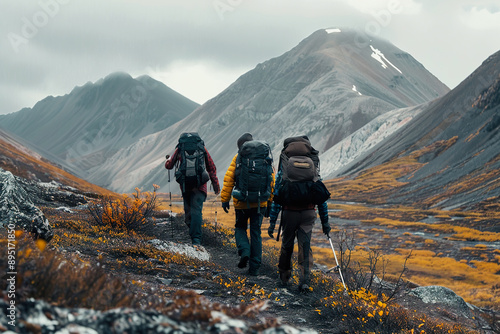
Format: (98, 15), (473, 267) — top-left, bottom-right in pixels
(1, 27), (499, 333)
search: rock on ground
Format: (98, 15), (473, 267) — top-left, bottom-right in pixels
(0, 168), (53, 241)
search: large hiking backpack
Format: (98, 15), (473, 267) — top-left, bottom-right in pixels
(174, 132), (210, 192)
(273, 136), (330, 206)
(232, 140), (273, 205)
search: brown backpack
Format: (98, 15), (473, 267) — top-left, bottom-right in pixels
(274, 136), (330, 206)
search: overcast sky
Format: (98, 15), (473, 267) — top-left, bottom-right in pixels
(1, 0), (499, 115)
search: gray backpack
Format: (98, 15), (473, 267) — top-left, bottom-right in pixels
(174, 132), (209, 192)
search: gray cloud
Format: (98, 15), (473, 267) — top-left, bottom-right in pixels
(1, 0), (499, 115)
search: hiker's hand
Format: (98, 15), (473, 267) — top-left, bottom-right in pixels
(165, 154), (170, 160)
(222, 202), (230, 213)
(267, 227), (274, 239)
(322, 223), (331, 236)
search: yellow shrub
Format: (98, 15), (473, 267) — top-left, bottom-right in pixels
(87, 185), (159, 231)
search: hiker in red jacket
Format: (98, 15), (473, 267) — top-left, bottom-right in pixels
(165, 133), (220, 245)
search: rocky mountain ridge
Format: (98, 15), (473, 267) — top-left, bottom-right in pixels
(90, 28), (449, 193)
(0, 73), (199, 184)
(329, 50), (500, 209)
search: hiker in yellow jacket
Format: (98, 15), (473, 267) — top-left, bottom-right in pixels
(221, 133), (275, 276)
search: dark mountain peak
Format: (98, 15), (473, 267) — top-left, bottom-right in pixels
(0, 72), (199, 182)
(70, 72), (136, 97)
(101, 71), (134, 83)
(301, 27), (405, 55)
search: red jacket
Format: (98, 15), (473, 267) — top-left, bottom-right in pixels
(165, 147), (220, 195)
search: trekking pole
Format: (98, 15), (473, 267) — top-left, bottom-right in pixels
(214, 199), (218, 234)
(210, 196), (219, 234)
(168, 168), (174, 240)
(327, 233), (348, 291)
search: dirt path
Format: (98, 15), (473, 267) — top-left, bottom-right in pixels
(145, 214), (338, 333)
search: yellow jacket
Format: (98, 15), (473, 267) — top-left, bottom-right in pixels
(221, 154), (275, 209)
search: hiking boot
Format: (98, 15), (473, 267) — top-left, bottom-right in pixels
(238, 255), (249, 268)
(247, 268), (260, 276)
(279, 278), (288, 288)
(279, 271), (290, 287)
(299, 283), (310, 293)
(279, 274), (289, 287)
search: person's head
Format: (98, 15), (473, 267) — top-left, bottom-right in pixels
(237, 133), (253, 149)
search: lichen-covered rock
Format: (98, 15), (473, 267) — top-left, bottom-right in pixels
(0, 168), (53, 241)
(149, 238), (211, 262)
(410, 285), (472, 318)
(0, 298), (318, 334)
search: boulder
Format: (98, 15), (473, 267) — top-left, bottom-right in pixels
(409, 285), (473, 318)
(0, 168), (53, 241)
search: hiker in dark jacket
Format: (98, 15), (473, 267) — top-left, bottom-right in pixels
(221, 133), (275, 276)
(268, 138), (330, 293)
(165, 135), (220, 245)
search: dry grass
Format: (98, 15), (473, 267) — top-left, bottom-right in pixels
(0, 198), (487, 333)
(324, 137), (459, 205)
(206, 199), (500, 310)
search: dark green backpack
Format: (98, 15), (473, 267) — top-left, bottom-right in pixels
(233, 140), (273, 205)
(175, 132), (209, 192)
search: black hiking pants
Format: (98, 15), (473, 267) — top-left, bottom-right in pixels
(235, 208), (263, 273)
(278, 209), (316, 285)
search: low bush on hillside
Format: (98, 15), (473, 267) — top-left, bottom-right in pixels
(86, 185), (159, 232)
(0, 234), (152, 310)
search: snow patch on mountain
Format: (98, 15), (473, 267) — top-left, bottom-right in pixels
(370, 45), (403, 73)
(325, 28), (341, 33)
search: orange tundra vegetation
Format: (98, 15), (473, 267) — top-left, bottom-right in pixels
(0, 193), (489, 333)
(324, 137), (459, 204)
(0, 137), (115, 196)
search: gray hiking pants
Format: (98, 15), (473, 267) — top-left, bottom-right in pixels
(182, 188), (206, 245)
(278, 209), (316, 285)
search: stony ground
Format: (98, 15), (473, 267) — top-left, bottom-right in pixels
(60, 209), (497, 334)
(3, 180), (499, 333)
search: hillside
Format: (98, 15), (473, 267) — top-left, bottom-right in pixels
(1, 131), (498, 333)
(85, 28), (449, 193)
(0, 128), (113, 196)
(1, 193), (498, 333)
(327, 50), (500, 210)
(0, 73), (199, 185)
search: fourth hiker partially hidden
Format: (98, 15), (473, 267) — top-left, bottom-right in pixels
(268, 135), (331, 293)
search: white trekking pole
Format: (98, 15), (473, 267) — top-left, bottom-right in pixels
(166, 154), (174, 240)
(213, 197), (218, 234)
(327, 234), (348, 291)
